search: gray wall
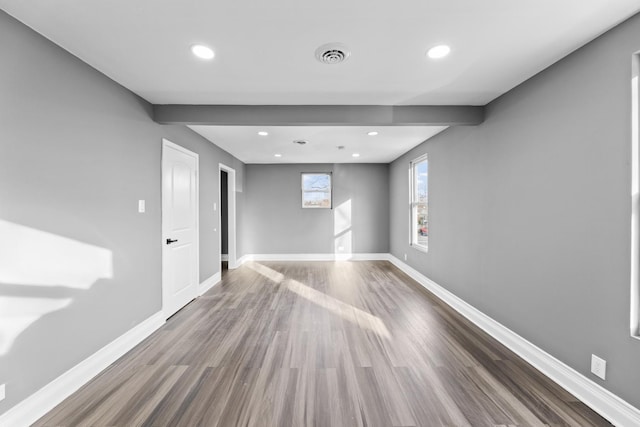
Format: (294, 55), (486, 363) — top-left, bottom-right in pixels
(0, 10), (244, 415)
(244, 164), (389, 255)
(390, 12), (640, 408)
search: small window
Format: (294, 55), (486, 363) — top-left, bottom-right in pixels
(410, 154), (428, 250)
(302, 173), (332, 208)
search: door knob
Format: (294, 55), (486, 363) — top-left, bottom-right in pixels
(166, 238), (178, 245)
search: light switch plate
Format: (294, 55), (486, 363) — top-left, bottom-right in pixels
(0, 383), (6, 402)
(591, 354), (606, 380)
(138, 200), (145, 213)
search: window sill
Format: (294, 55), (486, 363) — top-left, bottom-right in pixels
(411, 243), (428, 253)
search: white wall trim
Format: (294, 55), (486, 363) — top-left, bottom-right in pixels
(219, 164), (237, 269)
(0, 312), (165, 427)
(386, 255), (640, 427)
(238, 253), (390, 262)
(199, 272), (221, 296)
(631, 53), (640, 339)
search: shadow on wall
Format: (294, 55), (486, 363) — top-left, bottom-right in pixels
(334, 199), (352, 259)
(0, 219), (113, 408)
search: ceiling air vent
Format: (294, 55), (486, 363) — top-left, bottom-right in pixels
(315, 43), (350, 64)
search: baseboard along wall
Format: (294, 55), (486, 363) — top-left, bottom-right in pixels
(3, 254), (638, 427)
(199, 272), (221, 295)
(0, 312), (166, 427)
(384, 255), (640, 427)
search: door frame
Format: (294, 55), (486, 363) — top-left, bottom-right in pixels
(219, 163), (237, 269)
(162, 138), (199, 318)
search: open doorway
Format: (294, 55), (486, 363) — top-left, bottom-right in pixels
(220, 170), (229, 276)
(219, 163), (237, 275)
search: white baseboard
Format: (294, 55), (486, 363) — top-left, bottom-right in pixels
(0, 312), (165, 427)
(6, 256), (636, 427)
(386, 255), (640, 427)
(239, 253), (390, 262)
(199, 272), (221, 295)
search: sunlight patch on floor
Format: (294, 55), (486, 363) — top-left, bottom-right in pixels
(248, 261), (390, 339)
(287, 278), (390, 338)
(246, 261), (285, 283)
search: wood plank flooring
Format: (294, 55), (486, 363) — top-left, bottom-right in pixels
(34, 261), (610, 426)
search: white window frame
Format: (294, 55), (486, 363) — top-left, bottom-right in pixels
(631, 53), (640, 339)
(410, 154), (428, 252)
(301, 172), (332, 209)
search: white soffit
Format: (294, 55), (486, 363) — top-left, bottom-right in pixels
(188, 125), (447, 163)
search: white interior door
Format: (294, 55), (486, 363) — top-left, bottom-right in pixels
(162, 139), (199, 318)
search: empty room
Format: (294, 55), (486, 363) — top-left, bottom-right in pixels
(2, 1), (640, 426)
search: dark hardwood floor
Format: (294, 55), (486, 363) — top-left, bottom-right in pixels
(34, 261), (610, 426)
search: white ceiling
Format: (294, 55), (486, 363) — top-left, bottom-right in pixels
(189, 126), (448, 163)
(2, 0), (639, 162)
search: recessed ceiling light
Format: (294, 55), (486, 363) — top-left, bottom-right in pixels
(258, 131), (269, 136)
(427, 45), (451, 59)
(191, 44), (215, 60)
(274, 153), (282, 158)
(352, 153), (360, 158)
(367, 131), (379, 136)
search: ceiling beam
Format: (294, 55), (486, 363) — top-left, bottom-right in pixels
(153, 105), (484, 126)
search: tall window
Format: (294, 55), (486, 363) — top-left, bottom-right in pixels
(410, 154), (428, 251)
(631, 54), (640, 338)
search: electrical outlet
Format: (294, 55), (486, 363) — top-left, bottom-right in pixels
(404, 253), (407, 261)
(138, 199), (145, 213)
(591, 354), (606, 380)
(0, 383), (5, 402)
